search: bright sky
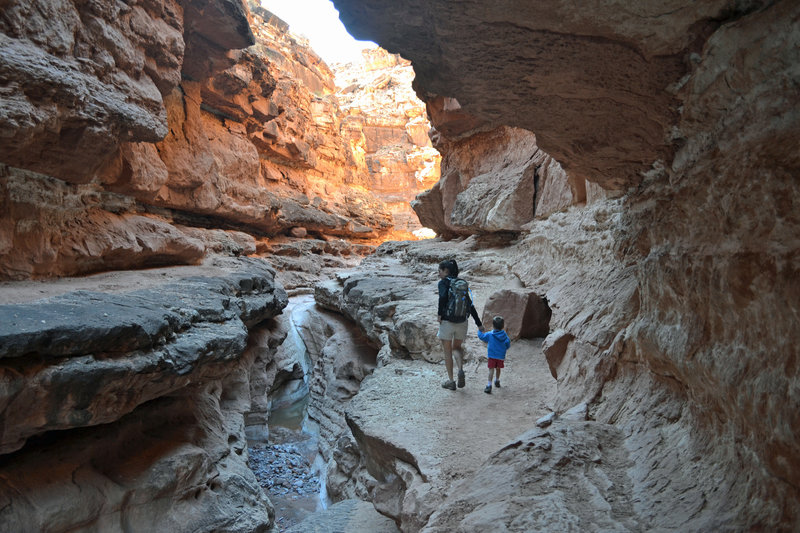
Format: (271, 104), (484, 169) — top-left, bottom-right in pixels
(260, 0), (377, 65)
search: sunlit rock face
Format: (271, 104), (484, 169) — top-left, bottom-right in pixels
(0, 0), (396, 281)
(99, 1), (393, 240)
(333, 0), (800, 530)
(333, 48), (441, 239)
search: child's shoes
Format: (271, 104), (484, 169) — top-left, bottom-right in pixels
(484, 385), (492, 394)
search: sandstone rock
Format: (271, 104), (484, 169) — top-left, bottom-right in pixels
(0, 0), (182, 182)
(331, 0), (798, 528)
(332, 0), (728, 191)
(177, 226), (257, 256)
(243, 319), (290, 443)
(0, 383), (274, 533)
(0, 258), (287, 531)
(413, 126), (582, 236)
(0, 257), (287, 454)
(0, 166), (206, 280)
(278, 294), (384, 506)
(1, 0), (404, 283)
(423, 421), (638, 532)
(333, 47), (441, 239)
(480, 288), (551, 340)
(542, 329), (574, 380)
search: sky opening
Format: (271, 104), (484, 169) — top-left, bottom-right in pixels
(260, 0), (377, 65)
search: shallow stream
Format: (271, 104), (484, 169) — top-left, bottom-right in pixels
(247, 294), (328, 532)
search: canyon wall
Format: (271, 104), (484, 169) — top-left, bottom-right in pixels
(331, 0), (800, 530)
(334, 49), (441, 239)
(1, 0), (797, 531)
(0, 0), (437, 282)
(0, 258), (287, 531)
(0, 0), (431, 530)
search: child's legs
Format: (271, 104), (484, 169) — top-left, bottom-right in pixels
(487, 366), (495, 382)
(495, 366), (501, 381)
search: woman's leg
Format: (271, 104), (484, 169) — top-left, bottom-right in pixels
(441, 339), (454, 381)
(452, 339), (464, 373)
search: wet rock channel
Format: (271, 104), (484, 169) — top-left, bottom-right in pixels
(246, 293), (328, 531)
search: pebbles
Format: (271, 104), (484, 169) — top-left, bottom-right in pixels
(248, 442), (321, 497)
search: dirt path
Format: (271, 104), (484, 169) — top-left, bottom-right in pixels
(348, 335), (558, 521)
(337, 247), (559, 522)
(435, 337), (557, 480)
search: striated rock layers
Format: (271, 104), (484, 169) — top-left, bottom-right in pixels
(0, 258), (288, 532)
(0, 0), (404, 281)
(334, 49), (441, 239)
(328, 0), (800, 531)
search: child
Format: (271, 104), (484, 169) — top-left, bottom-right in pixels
(477, 316), (511, 394)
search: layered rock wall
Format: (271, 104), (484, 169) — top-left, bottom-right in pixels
(0, 258), (288, 531)
(334, 49), (441, 239)
(0, 0), (400, 281)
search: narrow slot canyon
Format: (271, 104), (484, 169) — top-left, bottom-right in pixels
(0, 1), (798, 532)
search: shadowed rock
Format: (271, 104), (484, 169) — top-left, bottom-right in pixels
(480, 288), (551, 340)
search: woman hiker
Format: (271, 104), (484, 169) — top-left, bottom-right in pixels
(437, 259), (482, 390)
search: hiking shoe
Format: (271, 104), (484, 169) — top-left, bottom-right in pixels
(442, 380), (456, 391)
(457, 369), (466, 388)
(484, 385), (492, 394)
(494, 380), (501, 388)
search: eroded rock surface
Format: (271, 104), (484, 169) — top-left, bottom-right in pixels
(333, 0), (732, 191)
(0, 0), (425, 281)
(328, 1), (799, 531)
(0, 257), (287, 531)
(412, 126), (582, 238)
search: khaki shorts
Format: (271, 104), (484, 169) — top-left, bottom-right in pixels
(437, 319), (469, 341)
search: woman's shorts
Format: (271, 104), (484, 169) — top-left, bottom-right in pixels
(488, 358), (505, 368)
(437, 320), (468, 341)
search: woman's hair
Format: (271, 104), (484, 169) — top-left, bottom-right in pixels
(493, 316), (505, 330)
(438, 259), (459, 277)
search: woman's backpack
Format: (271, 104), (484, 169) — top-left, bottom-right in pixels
(446, 278), (470, 320)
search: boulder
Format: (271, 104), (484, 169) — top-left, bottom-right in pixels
(480, 288), (551, 340)
(412, 126), (582, 236)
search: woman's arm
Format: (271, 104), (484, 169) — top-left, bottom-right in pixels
(437, 278), (449, 319)
(469, 302), (482, 328)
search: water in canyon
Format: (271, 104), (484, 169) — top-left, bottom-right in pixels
(247, 294), (328, 532)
